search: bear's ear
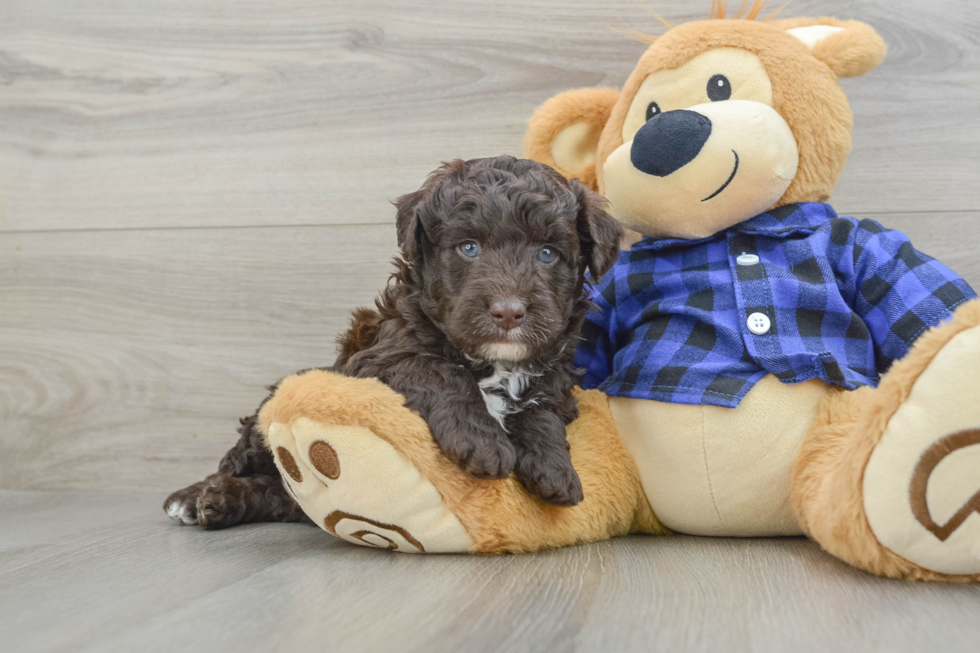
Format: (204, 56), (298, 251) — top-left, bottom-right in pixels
(524, 88), (619, 191)
(786, 20), (887, 78)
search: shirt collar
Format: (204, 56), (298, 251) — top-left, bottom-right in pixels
(631, 203), (838, 252)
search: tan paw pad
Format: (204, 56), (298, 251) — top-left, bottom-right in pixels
(267, 417), (473, 554)
(865, 326), (980, 575)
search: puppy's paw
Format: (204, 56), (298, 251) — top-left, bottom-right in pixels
(465, 436), (518, 480)
(516, 455), (584, 507)
(163, 482), (204, 525)
(437, 425), (516, 480)
(196, 476), (247, 530)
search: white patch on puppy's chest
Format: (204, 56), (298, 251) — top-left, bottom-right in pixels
(477, 364), (539, 431)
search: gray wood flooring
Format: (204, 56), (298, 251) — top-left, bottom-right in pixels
(2, 491), (979, 653)
(1, 0), (979, 651)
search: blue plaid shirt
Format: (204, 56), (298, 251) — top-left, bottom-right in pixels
(576, 203), (975, 408)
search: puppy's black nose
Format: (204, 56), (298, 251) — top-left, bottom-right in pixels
(630, 110), (712, 177)
(490, 300), (526, 331)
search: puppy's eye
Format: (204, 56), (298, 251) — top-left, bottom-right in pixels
(707, 74), (731, 101)
(538, 246), (558, 264)
(645, 101), (661, 121)
(458, 241), (480, 258)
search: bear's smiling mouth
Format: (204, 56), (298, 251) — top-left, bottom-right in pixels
(701, 150), (739, 202)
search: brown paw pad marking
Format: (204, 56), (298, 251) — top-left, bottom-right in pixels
(276, 447), (303, 483)
(309, 440), (341, 480)
(910, 428), (980, 542)
(324, 510), (424, 553)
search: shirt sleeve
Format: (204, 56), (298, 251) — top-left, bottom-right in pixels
(575, 273), (618, 389)
(842, 218), (976, 372)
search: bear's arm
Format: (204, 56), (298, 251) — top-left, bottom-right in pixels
(838, 218), (976, 373)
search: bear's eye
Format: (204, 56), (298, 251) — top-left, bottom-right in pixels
(707, 74), (731, 101)
(645, 101), (661, 121)
(458, 241), (480, 258)
(538, 246), (558, 264)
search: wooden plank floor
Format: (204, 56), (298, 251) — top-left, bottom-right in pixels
(1, 0), (979, 650)
(1, 491), (978, 653)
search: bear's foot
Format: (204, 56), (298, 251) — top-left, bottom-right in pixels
(259, 370), (664, 555)
(796, 300), (980, 581)
(266, 417), (474, 553)
(864, 319), (980, 576)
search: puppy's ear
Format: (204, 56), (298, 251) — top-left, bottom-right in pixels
(571, 179), (623, 280)
(394, 187), (428, 261)
(524, 88), (619, 191)
(395, 159), (466, 260)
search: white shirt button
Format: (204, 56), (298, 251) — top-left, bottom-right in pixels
(747, 312), (771, 335)
(736, 253), (760, 266)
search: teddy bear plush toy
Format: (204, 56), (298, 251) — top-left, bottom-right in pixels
(260, 6), (980, 581)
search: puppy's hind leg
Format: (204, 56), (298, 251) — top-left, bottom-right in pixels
(164, 405), (310, 529)
(164, 474), (310, 529)
(164, 480), (206, 525)
(196, 473), (310, 530)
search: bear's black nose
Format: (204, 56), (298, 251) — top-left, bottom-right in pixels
(630, 110), (712, 177)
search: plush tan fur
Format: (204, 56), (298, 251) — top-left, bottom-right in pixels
(773, 18), (887, 78)
(611, 375), (829, 537)
(259, 370), (665, 554)
(524, 87), (619, 190)
(600, 20), (856, 209)
(524, 16), (887, 213)
(794, 300), (980, 582)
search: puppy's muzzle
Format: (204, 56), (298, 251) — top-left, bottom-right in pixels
(490, 300), (526, 332)
(631, 110), (712, 177)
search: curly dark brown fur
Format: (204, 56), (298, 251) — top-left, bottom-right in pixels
(164, 410), (312, 528)
(164, 156), (622, 527)
(336, 307), (385, 363)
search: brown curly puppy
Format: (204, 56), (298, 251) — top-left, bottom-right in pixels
(165, 155), (621, 528)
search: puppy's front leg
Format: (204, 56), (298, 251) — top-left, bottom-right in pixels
(510, 406), (583, 506)
(381, 357), (517, 479)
